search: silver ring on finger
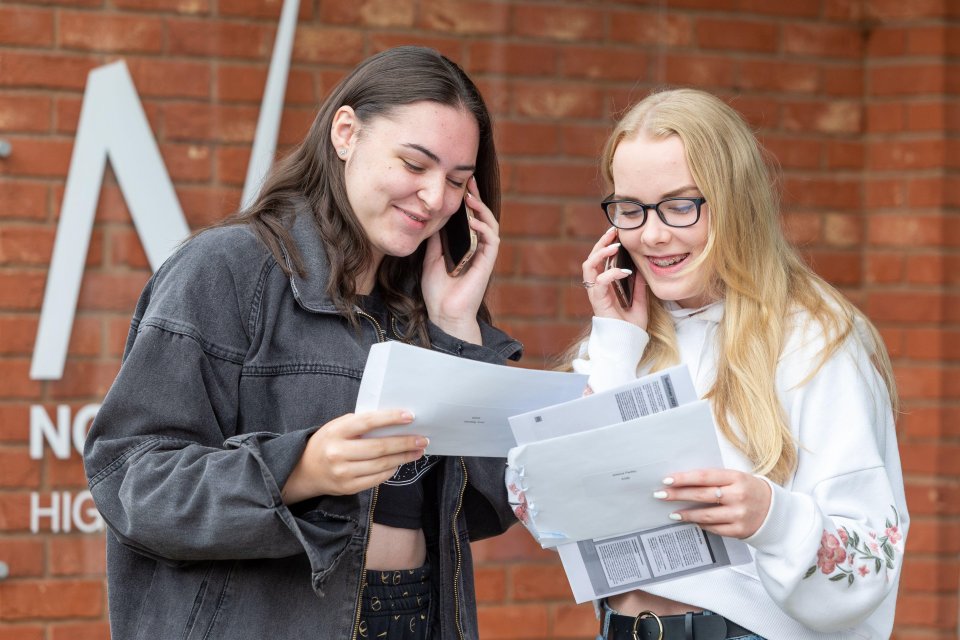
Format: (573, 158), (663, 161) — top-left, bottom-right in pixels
(714, 487), (723, 505)
(581, 280), (597, 289)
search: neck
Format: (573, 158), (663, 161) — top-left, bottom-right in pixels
(356, 256), (381, 295)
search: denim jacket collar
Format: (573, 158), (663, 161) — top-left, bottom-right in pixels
(283, 202), (341, 315)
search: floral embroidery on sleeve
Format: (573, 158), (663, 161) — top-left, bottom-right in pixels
(804, 506), (902, 586)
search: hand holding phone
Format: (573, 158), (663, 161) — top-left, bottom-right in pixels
(439, 199), (478, 276)
(604, 243), (637, 309)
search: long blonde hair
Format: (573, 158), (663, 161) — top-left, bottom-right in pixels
(593, 89), (897, 484)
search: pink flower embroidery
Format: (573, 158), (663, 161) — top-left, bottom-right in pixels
(803, 506), (903, 588)
(817, 532), (847, 574)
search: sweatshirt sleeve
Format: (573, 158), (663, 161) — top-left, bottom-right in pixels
(743, 331), (908, 632)
(571, 317), (649, 392)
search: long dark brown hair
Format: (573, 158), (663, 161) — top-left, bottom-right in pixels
(218, 46), (500, 345)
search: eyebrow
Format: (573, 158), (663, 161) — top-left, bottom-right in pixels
(613, 184), (701, 201)
(402, 143), (476, 172)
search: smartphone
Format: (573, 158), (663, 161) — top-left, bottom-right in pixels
(439, 200), (478, 276)
(604, 243), (637, 308)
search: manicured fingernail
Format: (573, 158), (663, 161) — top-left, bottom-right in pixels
(401, 411), (415, 422)
(620, 269), (632, 275)
(662, 477), (675, 485)
(610, 242), (621, 249)
(652, 491), (668, 500)
(669, 513), (682, 521)
(415, 437), (429, 447)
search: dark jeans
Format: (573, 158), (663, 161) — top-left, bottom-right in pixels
(358, 563), (432, 640)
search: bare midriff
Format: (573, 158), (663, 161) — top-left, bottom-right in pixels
(607, 590), (703, 617)
(364, 522), (427, 571)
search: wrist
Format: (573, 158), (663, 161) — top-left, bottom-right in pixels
(433, 317), (481, 344)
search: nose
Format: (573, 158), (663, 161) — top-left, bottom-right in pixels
(417, 175), (446, 214)
(640, 212), (672, 246)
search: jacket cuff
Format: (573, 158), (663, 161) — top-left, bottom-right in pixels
(224, 428), (315, 502)
(427, 320), (523, 364)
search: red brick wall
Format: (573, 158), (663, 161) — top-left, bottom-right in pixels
(0, 1), (956, 638)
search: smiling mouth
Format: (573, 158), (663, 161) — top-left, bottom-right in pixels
(649, 254), (688, 267)
(397, 206), (427, 223)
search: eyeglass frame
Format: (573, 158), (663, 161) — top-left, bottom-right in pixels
(600, 195), (707, 230)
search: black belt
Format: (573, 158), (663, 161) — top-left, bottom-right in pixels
(605, 610), (753, 640)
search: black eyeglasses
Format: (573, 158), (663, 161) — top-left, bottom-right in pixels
(601, 196), (706, 230)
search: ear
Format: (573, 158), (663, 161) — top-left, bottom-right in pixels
(330, 106), (359, 159)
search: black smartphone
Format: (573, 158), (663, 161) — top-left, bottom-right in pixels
(439, 200), (478, 276)
(604, 243), (637, 308)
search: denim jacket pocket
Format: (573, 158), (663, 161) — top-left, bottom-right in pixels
(132, 560), (235, 640)
(180, 562), (235, 640)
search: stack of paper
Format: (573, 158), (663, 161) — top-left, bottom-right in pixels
(354, 344), (750, 603)
(506, 365), (750, 602)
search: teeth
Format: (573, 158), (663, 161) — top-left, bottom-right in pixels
(403, 210), (425, 223)
(651, 255), (686, 267)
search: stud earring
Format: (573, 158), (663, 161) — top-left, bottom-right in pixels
(338, 148), (347, 157)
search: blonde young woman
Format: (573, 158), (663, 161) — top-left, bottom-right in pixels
(558, 89), (906, 639)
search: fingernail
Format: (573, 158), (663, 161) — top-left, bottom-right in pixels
(669, 513), (682, 521)
(620, 269), (632, 275)
(652, 490), (668, 500)
(401, 411), (415, 422)
(415, 437), (429, 447)
(662, 477), (675, 485)
(610, 242), (621, 249)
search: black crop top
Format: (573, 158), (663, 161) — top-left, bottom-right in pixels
(358, 290), (440, 530)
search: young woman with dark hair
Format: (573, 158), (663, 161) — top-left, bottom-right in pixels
(84, 46), (520, 640)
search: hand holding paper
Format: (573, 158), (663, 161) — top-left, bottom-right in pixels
(507, 400), (721, 547)
(355, 342), (588, 457)
(503, 364), (752, 603)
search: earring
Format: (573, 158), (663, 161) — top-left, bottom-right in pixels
(338, 148), (347, 157)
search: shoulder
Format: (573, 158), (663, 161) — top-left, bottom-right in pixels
(158, 224), (273, 288)
(167, 224), (270, 274)
(139, 224), (277, 340)
(778, 298), (889, 409)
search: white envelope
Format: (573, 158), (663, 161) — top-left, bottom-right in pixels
(355, 342), (588, 457)
(507, 400), (722, 546)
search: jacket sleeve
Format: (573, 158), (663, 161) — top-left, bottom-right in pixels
(743, 329), (908, 632)
(84, 238), (358, 572)
(427, 319), (524, 540)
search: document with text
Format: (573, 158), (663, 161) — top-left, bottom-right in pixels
(505, 365), (751, 602)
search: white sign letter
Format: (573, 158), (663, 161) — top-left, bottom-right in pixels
(30, 61), (190, 380)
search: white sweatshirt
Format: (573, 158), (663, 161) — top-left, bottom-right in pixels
(573, 302), (908, 639)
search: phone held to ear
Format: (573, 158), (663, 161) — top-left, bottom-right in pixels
(439, 200), (478, 276)
(604, 243), (637, 308)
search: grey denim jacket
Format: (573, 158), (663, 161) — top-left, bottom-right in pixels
(84, 206), (523, 640)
